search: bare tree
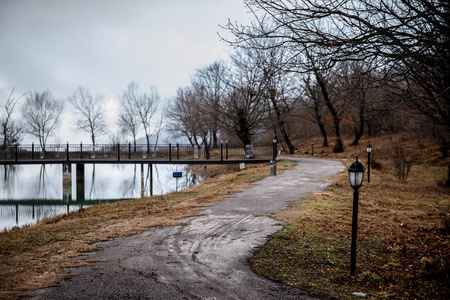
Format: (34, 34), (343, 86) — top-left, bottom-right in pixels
(255, 42), (297, 153)
(168, 86), (212, 150)
(309, 57), (347, 153)
(167, 87), (197, 146)
(219, 49), (269, 146)
(117, 96), (141, 151)
(302, 75), (329, 147)
(225, 0), (450, 149)
(21, 90), (64, 149)
(68, 87), (107, 147)
(119, 82), (160, 152)
(193, 61), (230, 148)
(1, 87), (24, 149)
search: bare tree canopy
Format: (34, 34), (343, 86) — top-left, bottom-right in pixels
(21, 90), (64, 148)
(218, 49), (270, 146)
(225, 0), (450, 128)
(68, 87), (107, 147)
(193, 61), (230, 148)
(117, 81), (160, 151)
(1, 87), (24, 148)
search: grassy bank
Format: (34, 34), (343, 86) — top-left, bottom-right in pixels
(0, 162), (293, 300)
(251, 137), (449, 299)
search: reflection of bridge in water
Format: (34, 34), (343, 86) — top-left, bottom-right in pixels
(0, 163), (200, 231)
(0, 199), (124, 230)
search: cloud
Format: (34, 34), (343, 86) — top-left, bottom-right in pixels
(0, 0), (251, 143)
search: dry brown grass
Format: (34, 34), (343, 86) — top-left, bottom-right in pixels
(0, 162), (294, 300)
(251, 136), (449, 299)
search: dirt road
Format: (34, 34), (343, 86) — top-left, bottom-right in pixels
(29, 158), (344, 300)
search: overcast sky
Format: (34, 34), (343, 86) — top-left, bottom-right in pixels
(0, 0), (251, 143)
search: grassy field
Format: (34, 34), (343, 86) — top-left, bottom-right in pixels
(0, 162), (293, 299)
(251, 136), (449, 299)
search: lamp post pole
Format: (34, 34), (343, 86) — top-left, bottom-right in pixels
(311, 141), (314, 156)
(347, 157), (365, 277)
(350, 188), (359, 277)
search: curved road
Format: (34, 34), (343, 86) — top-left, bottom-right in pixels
(30, 158), (345, 300)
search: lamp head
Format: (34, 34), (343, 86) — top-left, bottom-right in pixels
(366, 144), (372, 153)
(348, 157), (365, 190)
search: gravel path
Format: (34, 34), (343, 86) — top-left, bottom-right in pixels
(29, 158), (345, 300)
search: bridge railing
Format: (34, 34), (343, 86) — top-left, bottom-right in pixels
(0, 142), (277, 163)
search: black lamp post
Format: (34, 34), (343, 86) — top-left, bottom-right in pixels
(348, 157), (365, 277)
(366, 144), (372, 183)
(311, 141), (314, 156)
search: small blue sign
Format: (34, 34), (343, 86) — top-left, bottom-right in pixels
(173, 171), (182, 178)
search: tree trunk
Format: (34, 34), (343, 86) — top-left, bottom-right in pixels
(270, 98), (295, 154)
(313, 97), (328, 147)
(212, 130), (218, 149)
(351, 94), (366, 146)
(314, 71), (344, 153)
(237, 109), (252, 145)
(351, 108), (364, 146)
(146, 134), (150, 153)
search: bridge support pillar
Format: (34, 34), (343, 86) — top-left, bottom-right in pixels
(140, 164), (153, 197)
(76, 164), (85, 201)
(62, 164), (72, 202)
(149, 164), (153, 196)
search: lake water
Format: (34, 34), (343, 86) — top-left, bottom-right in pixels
(0, 164), (201, 231)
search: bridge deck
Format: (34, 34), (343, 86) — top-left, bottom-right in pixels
(0, 143), (277, 165)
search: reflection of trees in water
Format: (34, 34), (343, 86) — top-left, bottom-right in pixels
(119, 164), (138, 199)
(38, 164), (47, 199)
(154, 164), (163, 195)
(143, 164), (153, 196)
(182, 167), (201, 190)
(0, 164), (206, 231)
(2, 165), (19, 197)
(89, 164), (97, 200)
(3, 165), (19, 181)
(111, 164), (126, 172)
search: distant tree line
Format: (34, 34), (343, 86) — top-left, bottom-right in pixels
(0, 82), (164, 153)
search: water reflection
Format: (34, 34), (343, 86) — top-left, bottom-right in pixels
(0, 164), (202, 231)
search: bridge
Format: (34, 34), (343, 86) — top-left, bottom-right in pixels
(0, 142), (277, 165)
(0, 142), (278, 230)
